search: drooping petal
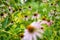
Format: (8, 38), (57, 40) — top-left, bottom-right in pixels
(24, 29), (29, 35)
(40, 20), (47, 25)
(46, 22), (51, 26)
(23, 29), (33, 40)
(23, 33), (32, 40)
(35, 32), (43, 39)
(39, 29), (44, 33)
(28, 34), (33, 40)
(36, 29), (44, 34)
(32, 33), (37, 40)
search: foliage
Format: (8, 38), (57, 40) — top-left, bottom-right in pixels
(0, 0), (60, 40)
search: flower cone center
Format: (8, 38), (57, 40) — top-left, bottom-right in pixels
(27, 25), (35, 33)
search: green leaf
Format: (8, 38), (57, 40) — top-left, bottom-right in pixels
(2, 17), (9, 29)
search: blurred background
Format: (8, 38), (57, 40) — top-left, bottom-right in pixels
(0, 0), (60, 40)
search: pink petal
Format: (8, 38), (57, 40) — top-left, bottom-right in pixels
(32, 34), (37, 40)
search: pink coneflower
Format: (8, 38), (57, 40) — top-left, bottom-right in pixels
(41, 19), (53, 26)
(55, 4), (59, 7)
(46, 20), (53, 26)
(20, 33), (24, 38)
(0, 13), (4, 16)
(19, 8), (22, 11)
(3, 13), (8, 18)
(21, 22), (44, 40)
(32, 13), (40, 20)
(20, 0), (27, 4)
(28, 6), (32, 10)
(30, 22), (43, 29)
(40, 17), (47, 25)
(40, 20), (48, 26)
(0, 13), (8, 18)
(8, 6), (13, 13)
(24, 15), (29, 21)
